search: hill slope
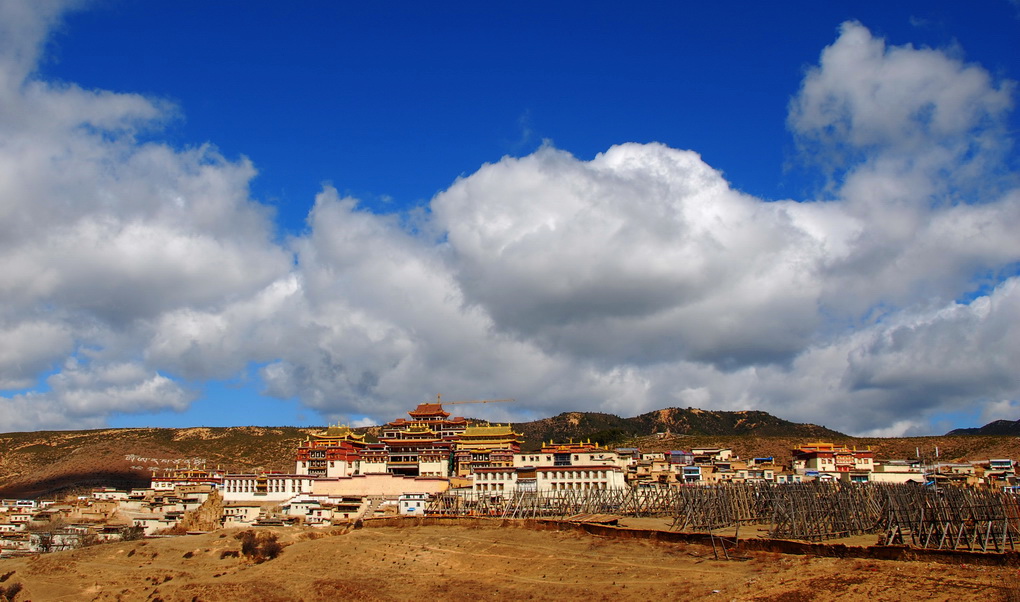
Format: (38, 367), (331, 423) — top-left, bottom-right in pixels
(947, 418), (1020, 436)
(511, 407), (844, 450)
(0, 426), (316, 498)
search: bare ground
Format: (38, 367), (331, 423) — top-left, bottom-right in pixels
(0, 522), (1017, 601)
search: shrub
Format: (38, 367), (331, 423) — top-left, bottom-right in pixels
(259, 536), (283, 561)
(234, 530), (284, 563)
(0, 582), (23, 601)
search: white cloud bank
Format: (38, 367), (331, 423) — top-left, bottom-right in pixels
(0, 9), (1017, 436)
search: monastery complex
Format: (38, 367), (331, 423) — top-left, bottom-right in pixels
(169, 401), (633, 505)
(1, 401), (1018, 554)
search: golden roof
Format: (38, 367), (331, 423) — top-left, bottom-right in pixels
(461, 424), (523, 437)
(319, 424), (366, 441)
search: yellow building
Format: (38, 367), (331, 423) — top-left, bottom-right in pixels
(454, 424), (523, 476)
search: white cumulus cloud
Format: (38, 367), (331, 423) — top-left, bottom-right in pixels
(0, 5), (1017, 436)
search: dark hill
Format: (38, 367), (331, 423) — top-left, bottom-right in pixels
(511, 407), (844, 451)
(947, 419), (1020, 436)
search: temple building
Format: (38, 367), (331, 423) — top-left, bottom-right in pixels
(380, 401), (468, 439)
(453, 424), (523, 476)
(295, 425), (371, 478)
(379, 425), (454, 477)
(294, 402), (515, 479)
(377, 402), (468, 477)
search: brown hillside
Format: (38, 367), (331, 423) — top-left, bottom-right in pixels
(0, 427), (317, 498)
(0, 522), (1014, 601)
(1, 412), (1017, 498)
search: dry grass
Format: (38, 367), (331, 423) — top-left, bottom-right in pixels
(0, 523), (1014, 601)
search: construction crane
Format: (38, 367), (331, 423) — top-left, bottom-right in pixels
(430, 394), (515, 406)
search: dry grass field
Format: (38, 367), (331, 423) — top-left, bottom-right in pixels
(0, 522), (1016, 601)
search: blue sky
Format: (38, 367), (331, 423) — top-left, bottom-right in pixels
(43, 2), (1020, 231)
(1, 1), (1019, 435)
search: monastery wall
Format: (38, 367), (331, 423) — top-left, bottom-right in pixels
(311, 474), (450, 497)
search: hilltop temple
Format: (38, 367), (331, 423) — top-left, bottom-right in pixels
(150, 400), (626, 503)
(295, 402), (523, 479)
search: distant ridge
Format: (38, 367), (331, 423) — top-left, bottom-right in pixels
(511, 407), (844, 450)
(0, 408), (841, 497)
(947, 418), (1020, 436)
(4, 408), (1018, 499)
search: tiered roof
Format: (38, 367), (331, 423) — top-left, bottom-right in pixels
(541, 439), (606, 453)
(456, 424), (523, 448)
(300, 424), (368, 450)
(408, 402), (451, 419)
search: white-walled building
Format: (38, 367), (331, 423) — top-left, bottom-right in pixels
(514, 441), (628, 470)
(399, 492), (429, 515)
(870, 460), (924, 484)
(473, 465), (627, 496)
(221, 502), (270, 528)
(221, 474), (314, 502)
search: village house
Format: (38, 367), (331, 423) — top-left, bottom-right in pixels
(288, 495), (367, 523)
(668, 450), (694, 466)
(692, 448), (733, 464)
(398, 492), (429, 515)
(736, 463), (776, 483)
(1, 499), (37, 510)
(331, 497), (368, 521)
(7, 512), (32, 526)
(792, 442), (874, 482)
(870, 460), (925, 484)
(774, 472), (806, 484)
(91, 487), (130, 501)
(983, 459), (1018, 490)
(930, 462), (980, 487)
(123, 511), (176, 536)
(681, 465), (703, 483)
(221, 502), (270, 528)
